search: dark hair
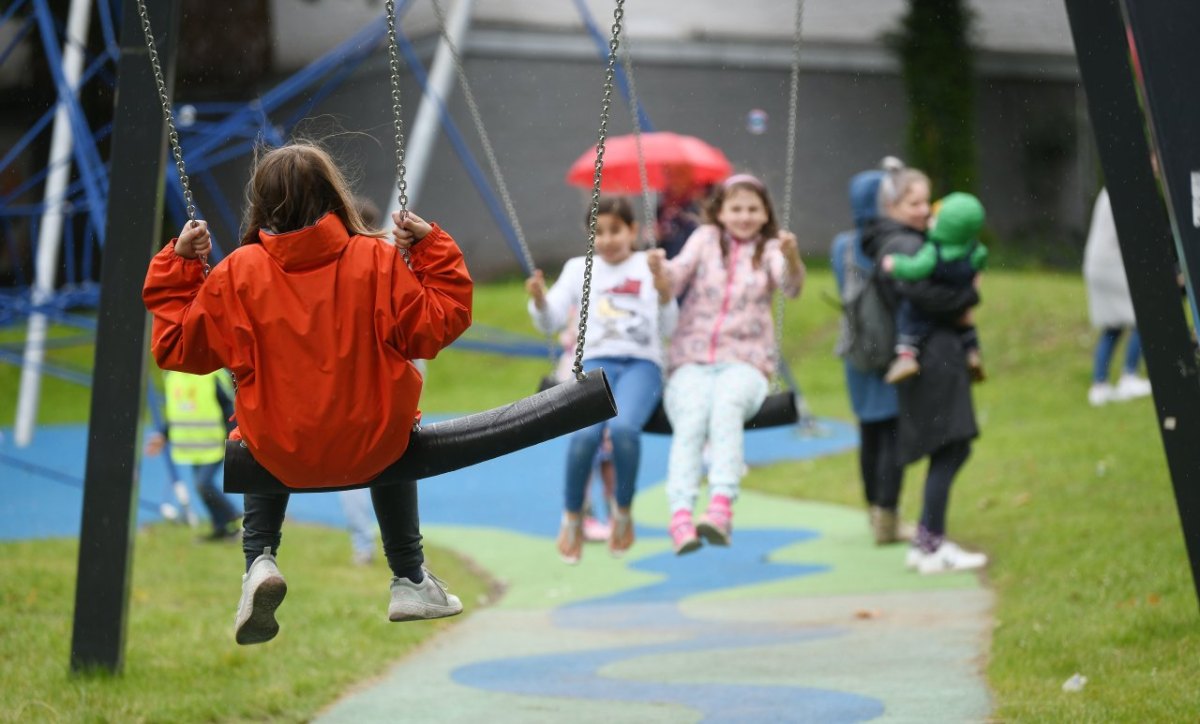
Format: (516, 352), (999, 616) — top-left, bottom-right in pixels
(585, 196), (636, 229)
(239, 142), (385, 246)
(702, 177), (779, 270)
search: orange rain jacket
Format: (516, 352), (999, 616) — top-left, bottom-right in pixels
(143, 212), (473, 488)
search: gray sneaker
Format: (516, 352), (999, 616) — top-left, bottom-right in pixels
(388, 568), (463, 622)
(235, 547), (288, 645)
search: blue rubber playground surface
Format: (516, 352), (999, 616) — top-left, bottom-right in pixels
(1, 420), (993, 721)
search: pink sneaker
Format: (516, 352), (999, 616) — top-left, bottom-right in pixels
(670, 510), (701, 556)
(696, 494), (733, 546)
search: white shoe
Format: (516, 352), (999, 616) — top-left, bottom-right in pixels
(1114, 374), (1151, 401)
(904, 546), (924, 570)
(388, 568), (464, 622)
(1087, 383), (1114, 407)
(917, 541), (987, 575)
(235, 547), (288, 645)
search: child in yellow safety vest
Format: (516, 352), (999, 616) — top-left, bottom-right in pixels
(146, 369), (241, 540)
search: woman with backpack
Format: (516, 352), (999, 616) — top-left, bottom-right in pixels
(831, 166), (906, 545)
(862, 158), (988, 574)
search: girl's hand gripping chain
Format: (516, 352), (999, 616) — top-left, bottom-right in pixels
(174, 220), (212, 273)
(391, 210), (432, 251)
(778, 229), (803, 275)
(525, 269), (548, 310)
(647, 248), (671, 303)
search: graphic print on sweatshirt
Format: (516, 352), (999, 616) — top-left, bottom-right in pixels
(595, 278), (652, 347)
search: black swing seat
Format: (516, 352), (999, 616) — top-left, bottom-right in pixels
(641, 391), (800, 435)
(224, 369), (616, 495)
(538, 375), (798, 434)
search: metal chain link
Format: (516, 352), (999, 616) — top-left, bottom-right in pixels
(772, 0), (804, 391)
(385, 0), (409, 214)
(573, 0), (625, 381)
(621, 38), (656, 248)
(135, 0), (208, 275)
(430, 0), (536, 274)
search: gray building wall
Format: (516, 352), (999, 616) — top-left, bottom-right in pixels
(184, 33), (1089, 280)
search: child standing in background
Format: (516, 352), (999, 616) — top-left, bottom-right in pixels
(648, 174), (805, 555)
(527, 197), (677, 563)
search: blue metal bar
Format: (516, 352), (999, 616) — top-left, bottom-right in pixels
(0, 0), (29, 26)
(570, 0), (654, 132)
(394, 27), (531, 274)
(0, 347), (91, 386)
(95, 0), (118, 54)
(195, 170), (239, 258)
(0, 15), (34, 68)
(180, 11), (397, 164)
(31, 0), (110, 239)
(280, 46), (375, 129)
(0, 103), (112, 202)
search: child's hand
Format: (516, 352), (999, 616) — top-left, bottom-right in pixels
(881, 255), (895, 274)
(526, 269), (547, 308)
(174, 220), (211, 260)
(646, 249), (671, 302)
(646, 248), (666, 275)
(392, 210), (433, 250)
(144, 432), (165, 457)
(778, 230), (800, 260)
(958, 308), (975, 326)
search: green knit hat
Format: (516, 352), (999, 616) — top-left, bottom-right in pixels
(929, 192), (985, 247)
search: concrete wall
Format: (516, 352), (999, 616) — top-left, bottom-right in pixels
(198, 44), (1086, 280)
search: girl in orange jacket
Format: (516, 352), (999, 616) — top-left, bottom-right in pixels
(143, 142), (473, 644)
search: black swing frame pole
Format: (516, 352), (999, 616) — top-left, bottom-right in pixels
(70, 0), (183, 673)
(1064, 0), (1200, 609)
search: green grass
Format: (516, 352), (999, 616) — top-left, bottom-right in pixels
(0, 524), (490, 722)
(4, 268), (1199, 720)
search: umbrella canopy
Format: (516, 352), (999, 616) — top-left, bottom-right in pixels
(565, 132), (733, 193)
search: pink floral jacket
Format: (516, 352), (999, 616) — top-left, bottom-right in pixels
(664, 224), (804, 378)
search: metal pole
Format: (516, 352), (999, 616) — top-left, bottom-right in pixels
(1064, 0), (1200, 609)
(386, 0), (473, 217)
(14, 0), (94, 447)
(70, 0), (181, 673)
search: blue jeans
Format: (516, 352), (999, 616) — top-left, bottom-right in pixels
(1093, 327), (1142, 383)
(564, 357), (662, 512)
(192, 461), (239, 534)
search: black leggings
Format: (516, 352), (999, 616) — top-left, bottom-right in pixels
(918, 440), (972, 536)
(859, 418), (903, 510)
(242, 479), (424, 578)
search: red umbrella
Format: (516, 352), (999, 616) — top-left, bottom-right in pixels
(565, 132), (732, 193)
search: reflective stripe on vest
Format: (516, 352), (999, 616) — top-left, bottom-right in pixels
(164, 370), (228, 465)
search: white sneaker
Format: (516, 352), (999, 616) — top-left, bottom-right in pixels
(235, 547), (288, 645)
(1114, 374), (1151, 401)
(904, 546), (924, 570)
(917, 541), (987, 575)
(1088, 383), (1113, 407)
(388, 568), (464, 622)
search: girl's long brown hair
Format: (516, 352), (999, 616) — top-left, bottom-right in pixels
(703, 178), (779, 270)
(239, 142), (386, 246)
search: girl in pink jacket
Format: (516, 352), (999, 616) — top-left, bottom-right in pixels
(648, 174), (805, 554)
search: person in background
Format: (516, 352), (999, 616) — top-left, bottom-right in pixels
(864, 158), (987, 574)
(830, 166), (906, 545)
(146, 369), (242, 541)
(1083, 187), (1152, 406)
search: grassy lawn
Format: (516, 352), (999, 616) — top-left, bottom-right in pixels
(3, 266), (1198, 720)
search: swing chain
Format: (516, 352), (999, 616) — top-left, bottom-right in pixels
(574, 0), (625, 381)
(772, 0), (804, 391)
(135, 0), (208, 275)
(621, 38), (656, 247)
(430, 0), (536, 274)
(385, 0), (409, 214)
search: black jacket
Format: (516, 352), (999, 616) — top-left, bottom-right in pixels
(863, 218), (980, 463)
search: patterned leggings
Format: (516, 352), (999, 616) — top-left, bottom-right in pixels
(663, 362), (769, 513)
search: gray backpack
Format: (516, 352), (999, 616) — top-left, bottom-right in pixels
(836, 237), (895, 373)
